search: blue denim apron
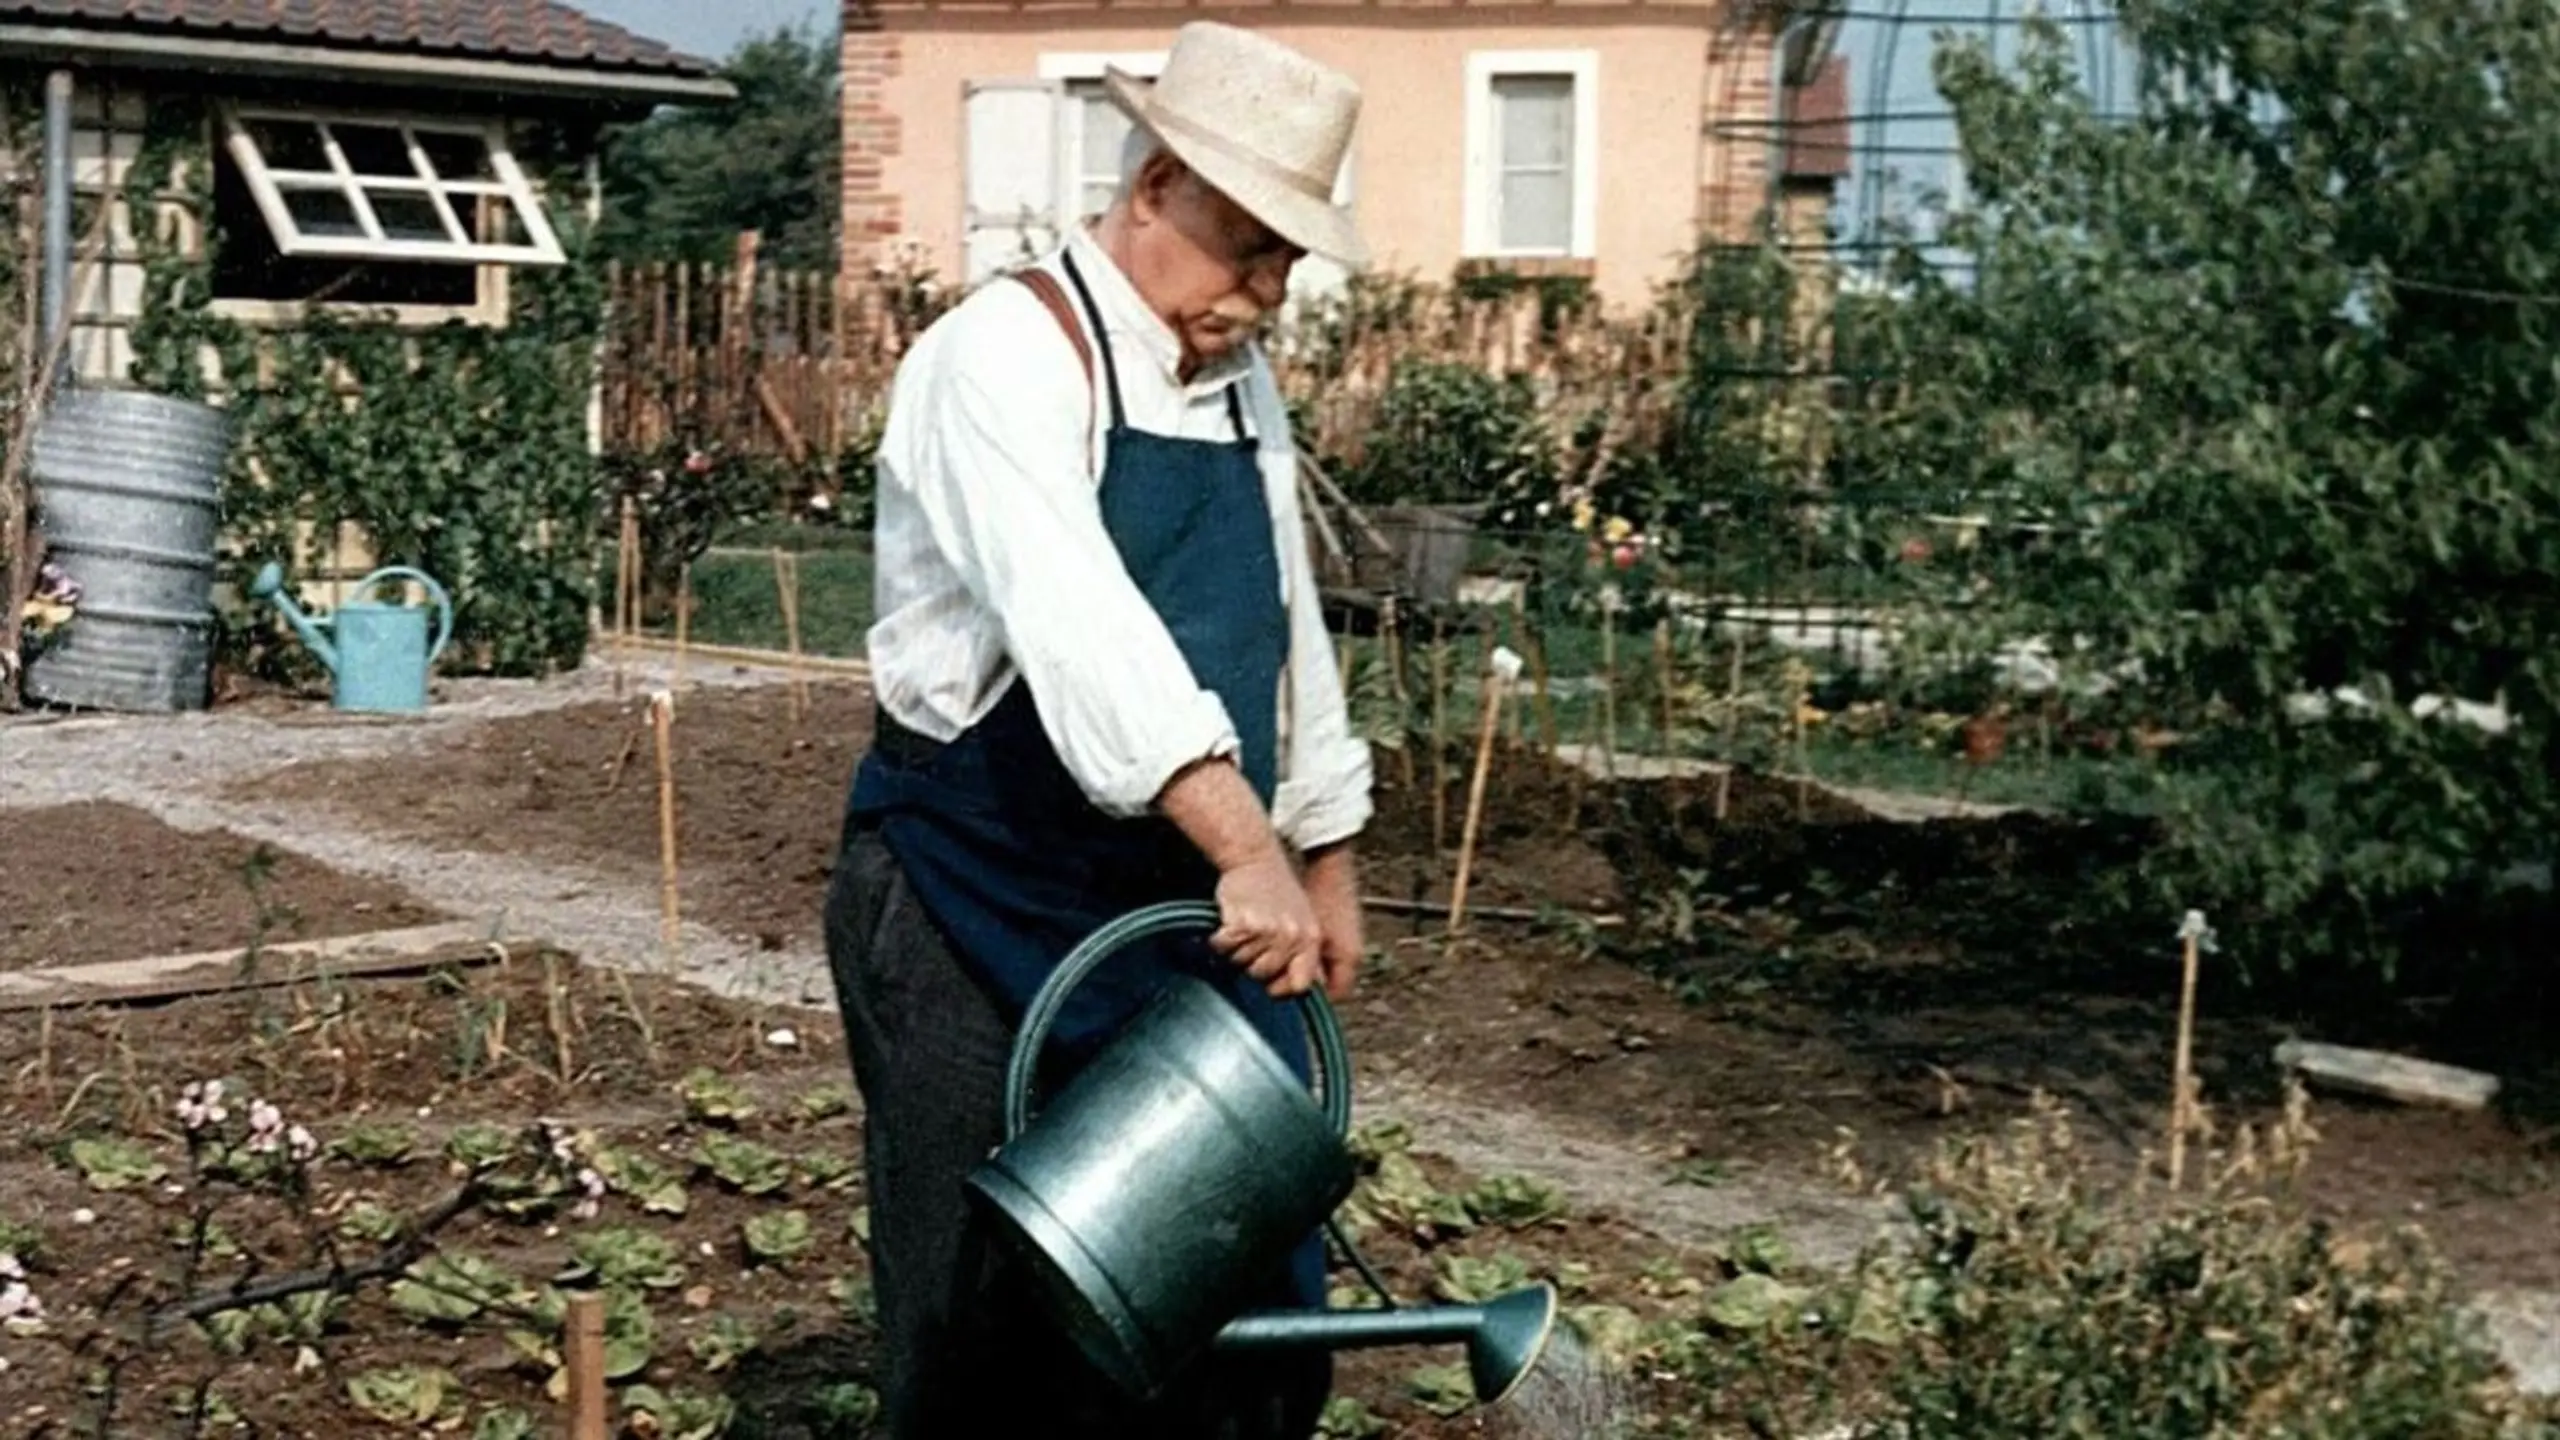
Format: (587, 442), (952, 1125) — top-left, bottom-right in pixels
(844, 248), (1325, 1312)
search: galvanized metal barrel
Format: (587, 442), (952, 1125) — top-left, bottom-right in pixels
(21, 387), (233, 714)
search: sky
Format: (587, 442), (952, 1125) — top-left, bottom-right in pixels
(575, 0), (836, 65)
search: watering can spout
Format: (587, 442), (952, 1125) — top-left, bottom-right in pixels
(248, 560), (338, 673)
(1210, 1283), (1561, 1407)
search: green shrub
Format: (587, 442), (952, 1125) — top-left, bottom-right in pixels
(1671, 1095), (2551, 1439)
(1337, 359), (1553, 509)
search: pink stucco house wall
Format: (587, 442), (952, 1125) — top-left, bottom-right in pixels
(840, 0), (1849, 313)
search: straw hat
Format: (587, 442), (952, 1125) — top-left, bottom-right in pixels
(1103, 22), (1368, 269)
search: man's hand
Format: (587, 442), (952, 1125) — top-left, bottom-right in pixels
(1212, 853), (1324, 997)
(1157, 756), (1323, 998)
(1302, 843), (1364, 1000)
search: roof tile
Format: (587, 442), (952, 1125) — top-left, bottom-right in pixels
(0, 0), (716, 75)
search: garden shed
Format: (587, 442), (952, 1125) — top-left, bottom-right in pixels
(0, 1), (732, 691)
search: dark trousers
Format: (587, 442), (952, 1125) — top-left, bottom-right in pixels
(822, 819), (1334, 1440)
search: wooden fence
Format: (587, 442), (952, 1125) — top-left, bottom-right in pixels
(594, 232), (1839, 479)
(597, 233), (941, 467)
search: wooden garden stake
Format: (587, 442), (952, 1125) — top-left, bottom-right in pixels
(771, 547), (808, 721)
(565, 1291), (607, 1440)
(651, 691), (682, 963)
(672, 561), (692, 693)
(543, 949), (575, 1086)
(2168, 910), (2214, 1188)
(1448, 645), (1525, 937)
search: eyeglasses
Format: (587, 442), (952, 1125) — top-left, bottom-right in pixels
(1178, 174), (1303, 282)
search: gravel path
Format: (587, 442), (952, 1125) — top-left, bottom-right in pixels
(7, 656), (2553, 1394)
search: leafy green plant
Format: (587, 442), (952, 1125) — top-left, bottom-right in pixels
(389, 1252), (533, 1326)
(801, 1381), (881, 1436)
(793, 1083), (854, 1123)
(1431, 1251), (1531, 1305)
(1462, 1173), (1567, 1228)
(677, 1067), (758, 1127)
(695, 1134), (792, 1196)
(1336, 359), (1554, 508)
(345, 1365), (466, 1426)
(1675, 1092), (2554, 1438)
(1317, 1395), (1387, 1438)
(1405, 1362), (1475, 1418)
(66, 1136), (167, 1192)
(592, 1144), (690, 1216)
(473, 1406), (539, 1440)
(795, 1150), (858, 1190)
(328, 1120), (417, 1169)
(556, 1228), (686, 1291)
(1806, 0), (2560, 990)
(742, 1210), (815, 1268)
(688, 1314), (762, 1374)
(621, 1384), (736, 1440)
(444, 1123), (518, 1173)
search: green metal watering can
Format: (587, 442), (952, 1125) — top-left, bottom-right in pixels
(247, 561), (453, 715)
(964, 901), (1561, 1410)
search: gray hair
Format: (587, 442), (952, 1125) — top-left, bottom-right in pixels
(1113, 128), (1171, 206)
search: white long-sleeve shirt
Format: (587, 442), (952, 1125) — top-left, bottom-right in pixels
(863, 226), (1375, 854)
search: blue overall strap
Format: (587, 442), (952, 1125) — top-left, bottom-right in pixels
(1058, 247), (1251, 446)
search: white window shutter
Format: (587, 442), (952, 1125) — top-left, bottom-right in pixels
(962, 79), (1065, 286)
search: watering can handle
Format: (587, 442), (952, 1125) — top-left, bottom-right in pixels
(1003, 900), (1354, 1145)
(352, 566), (455, 665)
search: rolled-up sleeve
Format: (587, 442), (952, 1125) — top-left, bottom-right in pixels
(1253, 368), (1376, 852)
(879, 291), (1240, 817)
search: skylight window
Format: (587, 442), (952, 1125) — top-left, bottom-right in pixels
(216, 106), (565, 267)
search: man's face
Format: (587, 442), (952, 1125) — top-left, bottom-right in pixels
(1126, 155), (1304, 371)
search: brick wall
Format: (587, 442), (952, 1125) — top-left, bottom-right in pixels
(1698, 19), (1782, 241)
(840, 11), (904, 275)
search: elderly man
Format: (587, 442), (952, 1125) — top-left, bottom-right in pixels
(820, 21), (1376, 1440)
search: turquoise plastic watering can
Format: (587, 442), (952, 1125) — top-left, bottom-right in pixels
(248, 561), (453, 715)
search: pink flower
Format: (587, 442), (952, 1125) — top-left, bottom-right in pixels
(177, 1080), (229, 1132)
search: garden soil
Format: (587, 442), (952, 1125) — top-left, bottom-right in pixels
(243, 678), (2560, 1290)
(2, 664), (2551, 1433)
(0, 800), (445, 972)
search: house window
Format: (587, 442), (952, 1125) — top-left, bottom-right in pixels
(964, 53), (1356, 290)
(209, 105), (562, 313)
(1038, 53), (1166, 225)
(1064, 79), (1134, 223)
(1464, 51), (1599, 261)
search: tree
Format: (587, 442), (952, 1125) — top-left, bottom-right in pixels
(1844, 0), (2560, 984)
(595, 23), (842, 270)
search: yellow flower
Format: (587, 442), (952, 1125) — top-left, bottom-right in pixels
(1602, 515), (1633, 543)
(1571, 497), (1595, 533)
